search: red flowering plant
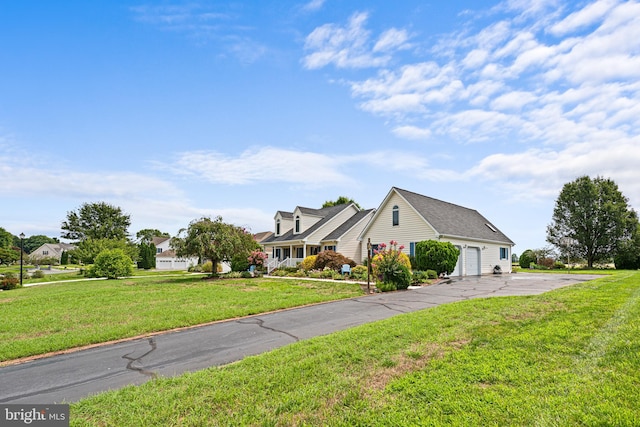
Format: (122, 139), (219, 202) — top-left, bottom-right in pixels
(371, 240), (412, 291)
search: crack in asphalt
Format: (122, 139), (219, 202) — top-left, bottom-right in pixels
(122, 338), (158, 378)
(352, 298), (410, 313)
(236, 318), (299, 341)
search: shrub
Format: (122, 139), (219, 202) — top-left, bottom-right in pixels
(270, 269), (287, 277)
(538, 257), (555, 269)
(415, 240), (459, 275)
(372, 241), (412, 290)
(426, 270), (438, 279)
(247, 250), (267, 268)
(377, 281), (397, 292)
(225, 271), (243, 278)
(231, 254), (250, 272)
(554, 261), (566, 269)
(240, 271), (253, 278)
(1, 273), (21, 290)
(89, 249), (134, 279)
(314, 250), (356, 271)
(350, 265), (369, 281)
(519, 249), (537, 269)
(411, 270), (430, 284)
(301, 255), (318, 271)
(31, 270), (46, 279)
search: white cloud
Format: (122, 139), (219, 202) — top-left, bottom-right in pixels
(303, 12), (411, 69)
(392, 125), (432, 140)
(550, 0), (618, 36)
(302, 0), (326, 13)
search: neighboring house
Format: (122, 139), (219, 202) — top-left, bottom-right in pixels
(152, 236), (199, 271)
(359, 187), (515, 276)
(253, 231), (274, 246)
(29, 243), (76, 264)
(261, 204), (376, 271)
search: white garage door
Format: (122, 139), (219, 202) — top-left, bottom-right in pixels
(465, 247), (480, 276)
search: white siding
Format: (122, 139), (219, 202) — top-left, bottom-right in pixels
(335, 211), (375, 263)
(305, 205), (360, 244)
(362, 192), (437, 255)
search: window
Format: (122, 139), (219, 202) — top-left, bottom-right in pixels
(392, 205), (399, 226)
(500, 247), (508, 260)
(324, 245), (335, 251)
(42, 250), (49, 255)
(295, 215), (300, 233)
(276, 220), (281, 235)
(296, 248), (304, 258)
(409, 242), (415, 257)
(156, 248), (163, 254)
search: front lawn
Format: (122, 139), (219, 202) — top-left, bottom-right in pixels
(71, 271), (640, 426)
(0, 276), (364, 362)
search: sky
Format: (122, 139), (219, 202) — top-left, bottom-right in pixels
(2, 0), (639, 255)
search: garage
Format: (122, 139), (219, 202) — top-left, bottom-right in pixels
(465, 246), (481, 276)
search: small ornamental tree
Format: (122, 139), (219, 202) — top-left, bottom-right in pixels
(372, 241), (412, 291)
(247, 250), (268, 269)
(415, 240), (459, 275)
(314, 250), (356, 271)
(519, 249), (537, 269)
(90, 249), (134, 279)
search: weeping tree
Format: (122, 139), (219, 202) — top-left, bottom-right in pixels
(547, 176), (638, 268)
(171, 216), (259, 275)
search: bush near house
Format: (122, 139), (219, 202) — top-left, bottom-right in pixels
(314, 250), (356, 272)
(86, 249), (134, 279)
(301, 255), (317, 271)
(372, 241), (412, 291)
(414, 240), (459, 276)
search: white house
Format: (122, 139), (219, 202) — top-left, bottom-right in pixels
(359, 187), (515, 276)
(29, 243), (76, 264)
(261, 204), (376, 271)
(153, 236), (199, 271)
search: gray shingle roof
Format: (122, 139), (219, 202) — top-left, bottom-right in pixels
(394, 187), (514, 245)
(262, 204), (352, 244)
(322, 209), (374, 241)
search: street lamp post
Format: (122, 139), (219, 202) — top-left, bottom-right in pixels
(19, 233), (25, 287)
(367, 238), (372, 293)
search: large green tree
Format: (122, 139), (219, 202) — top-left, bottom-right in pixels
(61, 202), (131, 241)
(171, 216), (259, 275)
(69, 238), (138, 265)
(547, 176), (638, 268)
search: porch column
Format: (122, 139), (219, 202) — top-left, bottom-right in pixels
(303, 243), (307, 258)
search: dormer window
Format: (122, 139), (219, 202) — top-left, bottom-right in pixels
(392, 205), (399, 226)
(276, 219), (281, 236)
(295, 215), (300, 233)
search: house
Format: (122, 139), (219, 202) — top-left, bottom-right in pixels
(359, 187), (515, 276)
(261, 203), (376, 271)
(152, 236), (199, 271)
(29, 243), (76, 264)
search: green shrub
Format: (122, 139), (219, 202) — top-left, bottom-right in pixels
(554, 261), (566, 269)
(231, 254), (250, 272)
(415, 240), (459, 275)
(240, 271), (253, 278)
(377, 281), (396, 292)
(31, 270), (46, 279)
(270, 269), (286, 277)
(225, 272), (243, 278)
(350, 265), (368, 280)
(90, 249), (134, 279)
(519, 249), (537, 269)
(427, 270), (438, 279)
(411, 270), (429, 284)
(202, 261), (214, 273)
(289, 270), (308, 278)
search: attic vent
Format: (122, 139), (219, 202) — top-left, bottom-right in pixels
(485, 223), (497, 232)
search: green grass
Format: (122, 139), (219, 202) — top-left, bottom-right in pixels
(71, 271), (640, 426)
(0, 276), (363, 362)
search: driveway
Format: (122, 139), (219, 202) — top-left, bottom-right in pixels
(0, 273), (602, 404)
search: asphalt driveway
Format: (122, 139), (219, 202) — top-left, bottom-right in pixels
(0, 272), (602, 404)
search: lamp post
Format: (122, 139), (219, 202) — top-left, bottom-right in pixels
(367, 238), (372, 292)
(19, 233), (25, 287)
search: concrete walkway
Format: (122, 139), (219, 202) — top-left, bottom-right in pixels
(0, 273), (601, 404)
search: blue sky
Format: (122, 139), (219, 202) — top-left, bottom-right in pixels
(2, 0), (639, 255)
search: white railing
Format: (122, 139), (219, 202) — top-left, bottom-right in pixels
(266, 257), (304, 273)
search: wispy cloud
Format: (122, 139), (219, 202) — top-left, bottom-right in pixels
(302, 12), (411, 69)
(302, 0), (326, 13)
(303, 0), (640, 205)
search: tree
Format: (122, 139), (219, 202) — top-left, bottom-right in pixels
(171, 216), (259, 275)
(137, 241), (157, 269)
(614, 224), (640, 270)
(415, 240), (460, 275)
(0, 227), (13, 249)
(519, 249), (537, 269)
(322, 196), (362, 210)
(0, 248), (19, 266)
(547, 176), (638, 268)
(88, 249), (134, 279)
(61, 202), (131, 241)
(136, 229), (169, 244)
(69, 238), (138, 265)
